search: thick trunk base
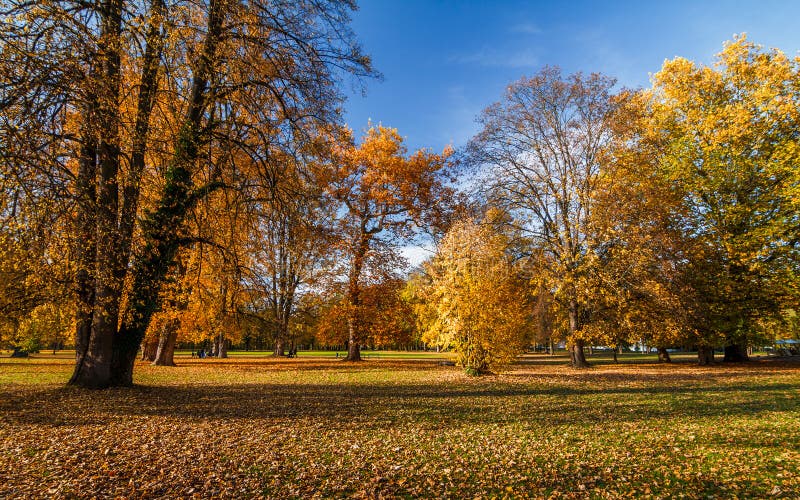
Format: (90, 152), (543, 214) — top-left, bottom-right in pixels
(69, 328), (114, 388)
(344, 342), (362, 361)
(68, 357), (112, 389)
(152, 323), (178, 366)
(107, 344), (137, 387)
(657, 347), (672, 363)
(723, 343), (749, 363)
(273, 338), (286, 357)
(569, 341), (590, 368)
(140, 338), (158, 362)
(697, 346), (714, 366)
(215, 336), (228, 358)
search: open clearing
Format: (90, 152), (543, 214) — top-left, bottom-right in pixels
(1, 354), (798, 498)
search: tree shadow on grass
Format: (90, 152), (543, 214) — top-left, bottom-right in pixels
(2, 369), (798, 431)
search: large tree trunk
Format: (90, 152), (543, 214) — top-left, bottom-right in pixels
(90, 0), (125, 385)
(723, 343), (749, 362)
(69, 0), (124, 389)
(569, 340), (589, 368)
(657, 347), (672, 363)
(152, 320), (178, 366)
(346, 336), (361, 362)
(107, 0), (225, 387)
(141, 338), (158, 362)
(273, 336), (286, 357)
(215, 334), (228, 358)
(109, 341), (139, 386)
(567, 300), (589, 368)
(698, 345), (714, 365)
(69, 119), (97, 386)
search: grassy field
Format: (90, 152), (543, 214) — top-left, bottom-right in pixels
(182, 349), (454, 360)
(1, 354), (798, 498)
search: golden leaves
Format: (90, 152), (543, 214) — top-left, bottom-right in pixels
(1, 355), (799, 497)
(419, 218), (531, 372)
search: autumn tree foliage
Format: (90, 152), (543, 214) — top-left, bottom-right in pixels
(327, 125), (453, 361)
(641, 36), (800, 362)
(581, 91), (695, 363)
(315, 277), (416, 350)
(238, 138), (337, 357)
(468, 68), (621, 368)
(0, 0), (373, 386)
(0, 179), (72, 354)
(418, 216), (531, 374)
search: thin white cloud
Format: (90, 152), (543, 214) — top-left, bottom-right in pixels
(510, 22), (542, 35)
(449, 47), (539, 68)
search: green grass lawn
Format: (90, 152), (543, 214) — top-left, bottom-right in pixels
(175, 349), (454, 360)
(1, 354), (798, 498)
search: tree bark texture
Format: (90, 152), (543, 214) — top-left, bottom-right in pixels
(697, 346), (715, 365)
(69, 118), (97, 386)
(568, 300), (589, 368)
(141, 338), (158, 362)
(657, 347), (672, 363)
(723, 343), (749, 362)
(215, 335), (228, 358)
(69, 0), (124, 389)
(344, 232), (370, 362)
(152, 319), (178, 366)
(273, 337), (286, 357)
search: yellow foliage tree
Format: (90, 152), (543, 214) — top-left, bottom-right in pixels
(420, 217), (531, 374)
(643, 35), (800, 362)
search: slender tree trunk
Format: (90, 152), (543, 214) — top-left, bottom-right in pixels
(698, 345), (714, 366)
(118, 0), (166, 281)
(152, 319), (178, 366)
(612, 349), (618, 363)
(723, 343), (749, 362)
(344, 232), (369, 362)
(273, 280), (294, 357)
(215, 282), (228, 359)
(657, 347), (672, 363)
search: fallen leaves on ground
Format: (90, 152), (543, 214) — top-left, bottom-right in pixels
(0, 355), (798, 498)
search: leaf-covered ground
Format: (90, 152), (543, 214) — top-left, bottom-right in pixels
(1, 354), (798, 498)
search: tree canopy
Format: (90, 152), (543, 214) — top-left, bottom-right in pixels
(1, 19), (798, 380)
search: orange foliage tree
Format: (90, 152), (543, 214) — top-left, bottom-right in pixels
(326, 125), (453, 361)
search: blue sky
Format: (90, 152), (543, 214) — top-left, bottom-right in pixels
(344, 0), (800, 153)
